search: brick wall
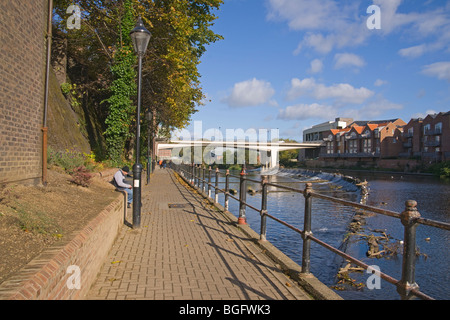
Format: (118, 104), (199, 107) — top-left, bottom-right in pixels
(0, 192), (125, 300)
(0, 0), (47, 184)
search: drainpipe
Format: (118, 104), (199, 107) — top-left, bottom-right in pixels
(42, 0), (53, 186)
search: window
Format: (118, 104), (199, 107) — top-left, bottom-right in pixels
(423, 124), (431, 134)
(327, 142), (333, 154)
(363, 139), (372, 153)
(348, 140), (358, 154)
(435, 122), (442, 134)
(374, 129), (380, 138)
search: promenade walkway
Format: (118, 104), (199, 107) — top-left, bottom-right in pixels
(86, 168), (311, 300)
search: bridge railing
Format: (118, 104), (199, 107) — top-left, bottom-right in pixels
(171, 163), (450, 300)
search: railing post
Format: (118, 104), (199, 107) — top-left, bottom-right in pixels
(397, 200), (421, 300)
(301, 183), (313, 275)
(224, 169), (230, 212)
(215, 168), (219, 204)
(195, 165), (199, 188)
(202, 165), (206, 194)
(260, 175), (268, 241)
(208, 166), (212, 198)
(238, 168), (247, 225)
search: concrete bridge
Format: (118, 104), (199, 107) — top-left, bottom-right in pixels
(157, 140), (322, 168)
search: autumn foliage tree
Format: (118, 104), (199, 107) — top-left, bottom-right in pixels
(52, 0), (223, 163)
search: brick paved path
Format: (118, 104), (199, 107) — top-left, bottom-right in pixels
(86, 168), (311, 300)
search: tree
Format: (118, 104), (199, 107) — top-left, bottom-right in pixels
(136, 0), (224, 131)
(279, 139), (299, 167)
(52, 0), (224, 162)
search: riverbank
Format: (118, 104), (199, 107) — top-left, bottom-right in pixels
(295, 159), (450, 179)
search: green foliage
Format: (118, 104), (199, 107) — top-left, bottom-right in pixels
(47, 147), (86, 172)
(53, 0), (224, 163)
(16, 204), (60, 235)
(137, 0), (224, 131)
(428, 161), (450, 179)
(47, 146), (103, 174)
(60, 82), (72, 95)
(104, 0), (137, 164)
(440, 167), (450, 178)
(60, 82), (81, 109)
(279, 139), (299, 167)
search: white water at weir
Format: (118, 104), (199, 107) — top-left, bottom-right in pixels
(274, 168), (361, 193)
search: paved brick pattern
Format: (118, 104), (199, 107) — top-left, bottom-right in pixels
(86, 168), (311, 300)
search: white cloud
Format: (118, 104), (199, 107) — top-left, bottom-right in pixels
(268, 0), (450, 55)
(267, 0), (346, 31)
(422, 61), (450, 82)
(223, 78), (276, 107)
(411, 109), (437, 119)
(374, 79), (388, 87)
(286, 78), (316, 100)
(343, 98), (403, 119)
(277, 103), (336, 121)
(398, 44), (427, 58)
(309, 59), (323, 74)
(334, 53), (366, 70)
(296, 25), (368, 55)
(287, 77), (374, 104)
(268, 0), (367, 54)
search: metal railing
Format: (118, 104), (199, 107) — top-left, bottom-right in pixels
(171, 163), (450, 300)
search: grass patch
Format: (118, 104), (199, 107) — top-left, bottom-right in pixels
(15, 204), (61, 237)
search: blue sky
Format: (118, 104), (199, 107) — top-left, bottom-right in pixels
(179, 0), (450, 142)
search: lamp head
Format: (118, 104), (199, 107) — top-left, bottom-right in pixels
(130, 16), (151, 56)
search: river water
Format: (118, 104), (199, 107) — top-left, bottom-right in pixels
(210, 168), (450, 300)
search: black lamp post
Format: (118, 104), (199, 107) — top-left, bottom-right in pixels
(130, 16), (151, 229)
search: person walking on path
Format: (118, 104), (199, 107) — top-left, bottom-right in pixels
(114, 166), (133, 208)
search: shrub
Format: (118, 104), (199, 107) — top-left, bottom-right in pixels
(47, 147), (85, 172)
(70, 166), (93, 187)
(440, 166), (450, 179)
(428, 161), (450, 179)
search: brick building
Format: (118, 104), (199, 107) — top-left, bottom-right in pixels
(401, 112), (450, 162)
(320, 119), (406, 161)
(401, 118), (423, 157)
(314, 112), (450, 167)
(0, 0), (48, 184)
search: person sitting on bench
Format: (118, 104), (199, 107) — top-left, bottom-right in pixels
(114, 166), (133, 208)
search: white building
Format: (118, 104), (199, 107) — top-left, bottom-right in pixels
(303, 118), (353, 142)
(300, 118), (353, 160)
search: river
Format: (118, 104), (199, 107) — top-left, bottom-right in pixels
(212, 168), (450, 300)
